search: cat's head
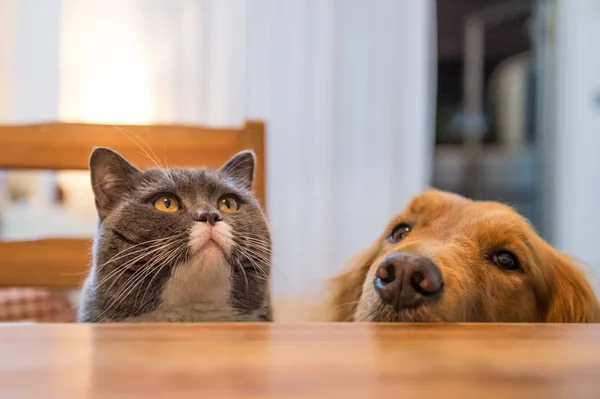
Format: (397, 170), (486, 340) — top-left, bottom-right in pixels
(82, 147), (271, 321)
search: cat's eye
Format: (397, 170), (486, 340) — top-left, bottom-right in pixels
(153, 195), (180, 213)
(389, 223), (411, 243)
(218, 195), (239, 213)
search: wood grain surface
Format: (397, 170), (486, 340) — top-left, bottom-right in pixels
(1, 323), (599, 398)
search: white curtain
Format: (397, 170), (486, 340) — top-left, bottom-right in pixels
(0, 0), (17, 122)
(60, 0), (436, 297)
(551, 0), (600, 287)
(0, 0), (65, 239)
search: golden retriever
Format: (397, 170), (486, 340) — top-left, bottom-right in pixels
(326, 189), (600, 323)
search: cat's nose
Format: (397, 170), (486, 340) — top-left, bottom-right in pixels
(196, 211), (222, 226)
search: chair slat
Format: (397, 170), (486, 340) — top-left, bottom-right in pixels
(0, 239), (91, 288)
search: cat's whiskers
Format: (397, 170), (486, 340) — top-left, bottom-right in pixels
(233, 234), (272, 249)
(94, 236), (186, 292)
(232, 245), (270, 281)
(231, 237), (271, 279)
(241, 240), (272, 249)
(98, 237), (184, 293)
(98, 255), (174, 320)
(238, 231), (273, 241)
(111, 239), (183, 296)
(113, 126), (175, 181)
(129, 244), (181, 308)
(236, 237), (273, 256)
(238, 246), (271, 271)
(116, 244), (179, 301)
(113, 126), (164, 169)
(95, 247), (164, 291)
(235, 236), (297, 293)
(102, 240), (185, 317)
(233, 238), (272, 262)
(237, 242), (272, 260)
(139, 242), (187, 305)
(230, 251), (250, 292)
(95, 235), (185, 290)
(97, 233), (186, 270)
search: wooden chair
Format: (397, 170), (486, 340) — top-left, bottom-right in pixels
(0, 120), (265, 289)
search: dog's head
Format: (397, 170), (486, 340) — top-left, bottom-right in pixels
(327, 190), (600, 323)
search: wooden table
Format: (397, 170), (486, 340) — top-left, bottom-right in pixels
(1, 323), (600, 398)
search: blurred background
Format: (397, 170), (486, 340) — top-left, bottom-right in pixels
(0, 0), (598, 320)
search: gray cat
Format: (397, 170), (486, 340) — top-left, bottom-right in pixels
(78, 147), (272, 322)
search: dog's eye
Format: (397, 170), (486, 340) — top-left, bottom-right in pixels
(389, 223), (411, 243)
(490, 251), (520, 270)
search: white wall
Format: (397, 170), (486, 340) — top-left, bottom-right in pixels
(0, 0), (65, 239)
(553, 0), (600, 285)
(0, 0), (61, 121)
(15, 0), (62, 122)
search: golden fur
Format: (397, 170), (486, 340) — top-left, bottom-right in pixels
(326, 190), (600, 323)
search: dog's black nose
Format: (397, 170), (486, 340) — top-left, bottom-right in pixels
(196, 211), (222, 226)
(374, 252), (444, 311)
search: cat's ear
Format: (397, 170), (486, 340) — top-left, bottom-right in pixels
(89, 147), (141, 218)
(219, 150), (256, 189)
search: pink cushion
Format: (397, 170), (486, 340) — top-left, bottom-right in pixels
(0, 288), (76, 322)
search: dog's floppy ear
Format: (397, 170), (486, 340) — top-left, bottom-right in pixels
(325, 239), (382, 321)
(543, 250), (600, 323)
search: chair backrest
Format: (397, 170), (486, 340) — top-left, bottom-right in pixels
(0, 120), (265, 288)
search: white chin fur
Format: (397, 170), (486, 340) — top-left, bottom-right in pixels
(157, 222), (234, 306)
(189, 222), (233, 255)
(124, 228), (236, 322)
(161, 251), (231, 306)
(126, 253), (235, 322)
(121, 222), (237, 322)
